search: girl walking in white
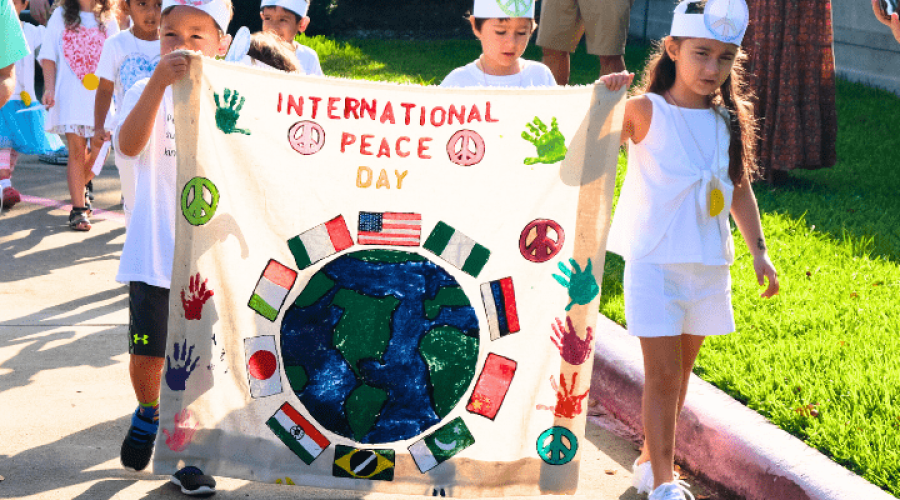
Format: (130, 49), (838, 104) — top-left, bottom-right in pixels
(601, 1), (779, 498)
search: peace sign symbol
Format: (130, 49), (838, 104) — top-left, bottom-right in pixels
(519, 219), (565, 263)
(288, 120), (325, 155)
(498, 0), (533, 17)
(536, 426), (578, 465)
(180, 177), (220, 226)
(446, 129), (485, 167)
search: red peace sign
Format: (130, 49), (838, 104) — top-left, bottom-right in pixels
(519, 219), (565, 263)
(288, 120), (325, 155)
(446, 129), (485, 166)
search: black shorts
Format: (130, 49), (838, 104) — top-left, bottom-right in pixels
(128, 281), (169, 358)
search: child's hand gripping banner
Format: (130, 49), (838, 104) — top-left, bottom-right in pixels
(158, 54), (625, 497)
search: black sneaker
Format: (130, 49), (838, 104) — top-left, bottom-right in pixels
(171, 466), (216, 496)
(120, 408), (157, 471)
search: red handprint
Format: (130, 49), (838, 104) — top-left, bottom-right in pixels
(551, 316), (594, 366)
(181, 273), (214, 320)
(536, 373), (589, 419)
(163, 408), (198, 452)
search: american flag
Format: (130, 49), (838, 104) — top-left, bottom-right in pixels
(357, 212), (422, 246)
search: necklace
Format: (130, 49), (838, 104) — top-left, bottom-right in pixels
(479, 55), (524, 87)
(666, 91), (725, 218)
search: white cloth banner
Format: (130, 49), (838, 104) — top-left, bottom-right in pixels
(156, 54), (625, 497)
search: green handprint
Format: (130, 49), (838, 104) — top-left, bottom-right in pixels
(521, 116), (567, 165)
(214, 88), (250, 135)
(553, 258), (600, 311)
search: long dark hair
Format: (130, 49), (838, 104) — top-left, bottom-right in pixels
(55, 0), (116, 31)
(637, 37), (759, 186)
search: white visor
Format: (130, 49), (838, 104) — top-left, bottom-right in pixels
(670, 0), (749, 45)
(260, 0), (309, 18)
(162, 0), (231, 33)
(472, 0), (535, 19)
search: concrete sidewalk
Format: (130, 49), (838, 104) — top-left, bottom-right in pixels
(0, 153), (726, 499)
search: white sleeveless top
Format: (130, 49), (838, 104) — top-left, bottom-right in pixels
(607, 93), (735, 265)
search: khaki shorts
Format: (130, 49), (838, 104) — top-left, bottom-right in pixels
(537, 0), (636, 56)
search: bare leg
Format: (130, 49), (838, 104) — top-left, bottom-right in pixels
(129, 354), (165, 405)
(66, 134), (89, 209)
(639, 336), (682, 489)
(542, 47), (571, 86)
(598, 55), (626, 78)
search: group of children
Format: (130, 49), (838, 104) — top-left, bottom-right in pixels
(2, 0), (778, 497)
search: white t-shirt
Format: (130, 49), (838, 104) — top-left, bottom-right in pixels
(39, 9), (119, 128)
(115, 78), (177, 289)
(96, 28), (160, 130)
(293, 42), (323, 76)
(607, 93), (735, 265)
(440, 59), (556, 88)
(12, 22), (44, 101)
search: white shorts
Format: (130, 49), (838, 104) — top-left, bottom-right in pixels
(624, 262), (735, 338)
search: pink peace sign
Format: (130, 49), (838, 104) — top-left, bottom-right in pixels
(446, 129), (485, 166)
(288, 120), (325, 155)
(519, 218), (565, 263)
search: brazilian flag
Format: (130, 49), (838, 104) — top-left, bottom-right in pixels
(332, 445), (395, 481)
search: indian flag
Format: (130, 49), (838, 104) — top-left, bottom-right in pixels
(266, 402), (331, 465)
(248, 259), (297, 321)
(423, 221), (490, 277)
(288, 215), (354, 270)
(408, 417), (475, 473)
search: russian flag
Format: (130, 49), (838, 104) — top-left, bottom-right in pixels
(288, 215), (354, 269)
(480, 277), (520, 340)
(248, 259), (297, 321)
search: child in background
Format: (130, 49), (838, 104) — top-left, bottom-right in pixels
(39, 0), (119, 230)
(94, 0), (161, 227)
(0, 0), (65, 209)
(440, 0), (555, 88)
(259, 0), (322, 76)
(601, 1), (779, 499)
(244, 30), (299, 72)
(115, 0), (231, 494)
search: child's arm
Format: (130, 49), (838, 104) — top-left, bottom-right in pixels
(599, 72), (650, 146)
(93, 78), (114, 148)
(731, 177), (779, 298)
(0, 64), (13, 107)
(40, 59), (55, 108)
(119, 51), (190, 156)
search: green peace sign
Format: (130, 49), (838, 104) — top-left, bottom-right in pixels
(181, 177), (220, 226)
(536, 426), (578, 465)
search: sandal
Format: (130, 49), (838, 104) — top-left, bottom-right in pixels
(69, 207), (92, 231)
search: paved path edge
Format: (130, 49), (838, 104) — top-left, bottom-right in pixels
(590, 315), (894, 500)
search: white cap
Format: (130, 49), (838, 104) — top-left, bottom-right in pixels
(162, 0), (231, 32)
(260, 0), (309, 18)
(472, 0), (534, 19)
(670, 0), (749, 45)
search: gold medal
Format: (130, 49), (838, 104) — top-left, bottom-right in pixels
(20, 91), (32, 106)
(83, 73), (100, 91)
(709, 188), (724, 217)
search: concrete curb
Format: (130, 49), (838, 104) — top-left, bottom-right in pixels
(589, 315), (895, 500)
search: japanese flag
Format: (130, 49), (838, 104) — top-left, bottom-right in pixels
(244, 335), (283, 398)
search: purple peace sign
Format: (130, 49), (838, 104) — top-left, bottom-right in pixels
(288, 120), (325, 155)
(446, 129), (485, 166)
(519, 218), (565, 263)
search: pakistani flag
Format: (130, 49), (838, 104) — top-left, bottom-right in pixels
(423, 221), (490, 277)
(408, 417), (475, 473)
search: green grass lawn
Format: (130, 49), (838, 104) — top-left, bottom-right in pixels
(301, 35), (900, 496)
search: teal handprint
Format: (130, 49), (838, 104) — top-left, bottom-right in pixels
(521, 116), (567, 165)
(214, 88), (250, 135)
(553, 258), (600, 311)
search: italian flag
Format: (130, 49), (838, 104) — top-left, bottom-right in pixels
(288, 215), (354, 270)
(423, 221), (490, 277)
(266, 402), (331, 465)
(248, 259), (297, 321)
(408, 417), (475, 473)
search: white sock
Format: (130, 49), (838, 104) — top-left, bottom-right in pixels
(0, 179), (11, 189)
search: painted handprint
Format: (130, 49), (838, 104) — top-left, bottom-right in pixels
(163, 408), (198, 452)
(521, 116), (567, 165)
(535, 373), (589, 419)
(214, 88), (250, 135)
(181, 272), (214, 320)
(551, 316), (595, 365)
(166, 339), (200, 391)
(553, 258), (600, 311)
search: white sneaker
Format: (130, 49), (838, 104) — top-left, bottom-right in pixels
(648, 480), (695, 500)
(632, 459), (681, 495)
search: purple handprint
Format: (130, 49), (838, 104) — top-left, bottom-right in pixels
(166, 339), (200, 391)
(163, 408), (198, 452)
(551, 316), (594, 365)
